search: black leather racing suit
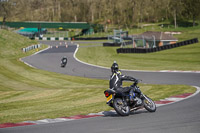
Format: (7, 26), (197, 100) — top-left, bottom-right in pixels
(61, 57), (67, 63)
(109, 70), (136, 95)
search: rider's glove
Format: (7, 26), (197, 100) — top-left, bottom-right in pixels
(131, 78), (137, 82)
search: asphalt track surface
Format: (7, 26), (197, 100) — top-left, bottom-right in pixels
(1, 41), (200, 133)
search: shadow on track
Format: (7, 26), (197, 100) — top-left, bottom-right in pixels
(102, 110), (149, 117)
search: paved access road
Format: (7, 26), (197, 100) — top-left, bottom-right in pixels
(2, 41), (200, 133)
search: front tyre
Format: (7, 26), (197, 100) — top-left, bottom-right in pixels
(113, 98), (130, 116)
(143, 96), (156, 112)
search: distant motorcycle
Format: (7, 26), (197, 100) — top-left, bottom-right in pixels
(104, 79), (156, 116)
(61, 56), (67, 67)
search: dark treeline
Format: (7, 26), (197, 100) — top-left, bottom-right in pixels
(0, 0), (200, 28)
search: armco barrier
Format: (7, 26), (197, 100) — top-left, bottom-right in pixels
(22, 44), (41, 52)
(117, 38), (198, 54)
(33, 36), (133, 41)
(33, 37), (107, 41)
(34, 37), (69, 40)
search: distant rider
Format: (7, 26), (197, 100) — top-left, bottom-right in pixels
(61, 56), (68, 67)
(109, 61), (141, 102)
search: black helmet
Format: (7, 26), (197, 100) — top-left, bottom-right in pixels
(111, 61), (119, 73)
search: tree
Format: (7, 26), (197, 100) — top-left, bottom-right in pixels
(0, 0), (12, 25)
(169, 0), (184, 28)
(183, 0), (200, 26)
(1, 0), (198, 29)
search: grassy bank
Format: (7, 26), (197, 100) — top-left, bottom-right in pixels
(0, 29), (196, 123)
(76, 25), (200, 71)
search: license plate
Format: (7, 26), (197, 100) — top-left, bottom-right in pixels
(106, 94), (113, 103)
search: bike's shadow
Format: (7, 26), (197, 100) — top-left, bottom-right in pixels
(102, 109), (149, 117)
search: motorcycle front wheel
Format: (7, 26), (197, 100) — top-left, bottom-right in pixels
(113, 98), (130, 116)
(143, 96), (156, 112)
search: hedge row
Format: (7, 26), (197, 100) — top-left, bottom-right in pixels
(103, 39), (132, 47)
(74, 37), (107, 40)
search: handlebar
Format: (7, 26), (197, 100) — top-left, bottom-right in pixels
(132, 79), (142, 86)
(136, 79), (142, 82)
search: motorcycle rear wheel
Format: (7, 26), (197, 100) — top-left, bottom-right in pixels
(113, 98), (130, 116)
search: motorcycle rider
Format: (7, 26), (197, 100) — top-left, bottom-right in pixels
(109, 61), (141, 102)
(61, 56), (67, 67)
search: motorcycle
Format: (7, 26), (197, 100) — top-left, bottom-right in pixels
(61, 57), (67, 67)
(104, 80), (156, 116)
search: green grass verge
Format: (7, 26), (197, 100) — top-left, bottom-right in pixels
(76, 25), (200, 71)
(0, 29), (196, 123)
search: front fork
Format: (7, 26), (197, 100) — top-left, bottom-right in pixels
(142, 94), (151, 104)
